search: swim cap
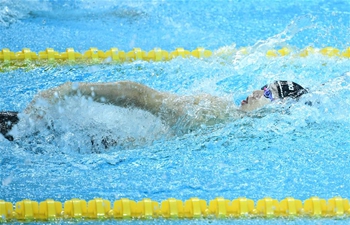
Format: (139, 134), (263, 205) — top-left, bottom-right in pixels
(261, 81), (308, 99)
(0, 111), (19, 141)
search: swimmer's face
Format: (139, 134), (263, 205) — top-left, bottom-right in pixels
(240, 84), (279, 112)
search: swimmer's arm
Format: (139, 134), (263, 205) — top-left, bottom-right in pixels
(75, 81), (168, 115)
(25, 81), (242, 127)
(25, 81), (169, 116)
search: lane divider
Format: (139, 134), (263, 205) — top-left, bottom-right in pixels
(1, 46), (350, 63)
(0, 47), (212, 62)
(1, 196), (349, 222)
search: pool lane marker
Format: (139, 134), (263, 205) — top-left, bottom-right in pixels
(0, 46), (350, 63)
(0, 47), (211, 63)
(0, 196), (349, 221)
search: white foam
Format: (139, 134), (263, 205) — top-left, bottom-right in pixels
(13, 96), (172, 152)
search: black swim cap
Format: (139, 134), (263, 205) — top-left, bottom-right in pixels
(261, 81), (308, 99)
(0, 111), (19, 141)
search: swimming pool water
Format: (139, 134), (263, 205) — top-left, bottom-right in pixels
(1, 0), (350, 224)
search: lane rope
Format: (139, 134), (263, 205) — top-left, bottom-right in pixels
(1, 46), (349, 63)
(1, 196), (349, 222)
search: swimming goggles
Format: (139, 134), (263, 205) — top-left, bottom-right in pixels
(263, 87), (274, 101)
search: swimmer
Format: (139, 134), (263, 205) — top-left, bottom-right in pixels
(0, 80), (307, 141)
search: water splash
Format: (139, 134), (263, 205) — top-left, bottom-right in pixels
(0, 0), (51, 27)
(213, 15), (316, 84)
(11, 96), (172, 153)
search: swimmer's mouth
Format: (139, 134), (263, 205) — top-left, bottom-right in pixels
(241, 97), (248, 105)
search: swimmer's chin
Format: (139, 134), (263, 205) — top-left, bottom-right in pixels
(239, 103), (260, 112)
(239, 102), (274, 114)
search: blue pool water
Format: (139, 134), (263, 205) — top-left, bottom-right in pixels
(1, 0), (350, 224)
